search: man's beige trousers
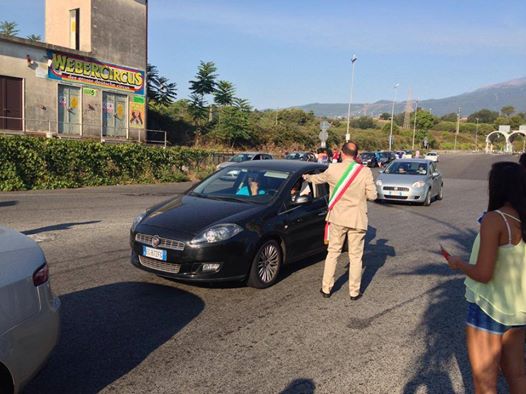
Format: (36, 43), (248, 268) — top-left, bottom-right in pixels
(322, 223), (365, 297)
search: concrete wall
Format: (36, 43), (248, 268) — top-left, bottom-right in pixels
(45, 0), (92, 52)
(91, 0), (147, 70)
(0, 40), (57, 132)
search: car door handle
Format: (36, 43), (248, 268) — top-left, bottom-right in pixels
(318, 210), (327, 216)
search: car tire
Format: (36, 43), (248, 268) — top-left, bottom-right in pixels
(247, 239), (283, 289)
(437, 184), (443, 200)
(424, 189), (431, 206)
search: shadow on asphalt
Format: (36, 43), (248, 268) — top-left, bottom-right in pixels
(332, 225), (395, 295)
(0, 200), (17, 207)
(401, 227), (508, 393)
(22, 220), (101, 235)
(25, 282), (205, 394)
(280, 378), (316, 394)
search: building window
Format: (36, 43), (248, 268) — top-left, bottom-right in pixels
(69, 9), (80, 50)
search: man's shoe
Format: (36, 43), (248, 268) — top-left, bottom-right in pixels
(320, 289), (331, 298)
(350, 293), (362, 301)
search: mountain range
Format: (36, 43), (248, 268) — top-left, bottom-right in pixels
(295, 77), (526, 118)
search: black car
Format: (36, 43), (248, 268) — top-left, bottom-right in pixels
(358, 152), (379, 167)
(284, 151), (317, 162)
(130, 161), (329, 288)
(377, 151), (397, 167)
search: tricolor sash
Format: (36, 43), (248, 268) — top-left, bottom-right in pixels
(324, 161), (364, 244)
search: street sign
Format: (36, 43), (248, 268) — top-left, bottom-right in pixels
(320, 120), (330, 131)
(319, 121), (330, 145)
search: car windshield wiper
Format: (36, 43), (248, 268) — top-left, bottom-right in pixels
(209, 195), (252, 203)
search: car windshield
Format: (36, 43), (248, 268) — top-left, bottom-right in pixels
(360, 152), (374, 159)
(229, 153), (255, 162)
(191, 167), (291, 203)
(378, 152), (391, 158)
(385, 161), (428, 175)
(426, 152), (437, 156)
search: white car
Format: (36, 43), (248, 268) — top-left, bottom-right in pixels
(0, 227), (60, 393)
(216, 152), (273, 170)
(424, 151), (439, 162)
(402, 150), (413, 159)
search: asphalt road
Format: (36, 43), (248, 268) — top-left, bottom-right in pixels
(0, 153), (518, 393)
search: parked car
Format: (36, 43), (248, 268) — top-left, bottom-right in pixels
(375, 159), (443, 206)
(358, 152), (379, 167)
(216, 152), (273, 171)
(402, 150), (413, 159)
(130, 160), (329, 289)
(395, 151), (405, 159)
(0, 227), (61, 393)
(285, 151), (317, 162)
(424, 151), (439, 162)
(377, 151), (397, 167)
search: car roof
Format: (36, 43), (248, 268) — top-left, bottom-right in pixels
(234, 159), (326, 172)
(393, 158), (431, 164)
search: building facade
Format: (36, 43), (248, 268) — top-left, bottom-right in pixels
(0, 0), (147, 141)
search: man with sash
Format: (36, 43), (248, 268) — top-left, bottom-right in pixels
(303, 142), (377, 300)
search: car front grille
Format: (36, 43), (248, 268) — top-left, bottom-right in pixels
(139, 255), (181, 274)
(384, 195), (408, 200)
(135, 233), (185, 251)
(383, 186), (410, 191)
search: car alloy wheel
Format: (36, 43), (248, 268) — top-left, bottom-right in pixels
(424, 189), (431, 206)
(247, 240), (282, 288)
(437, 185), (443, 200)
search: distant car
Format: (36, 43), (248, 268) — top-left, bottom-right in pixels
(402, 150), (413, 159)
(424, 151), (439, 162)
(376, 159), (443, 206)
(285, 151), (317, 162)
(0, 227), (61, 393)
(395, 151), (405, 159)
(377, 151), (397, 167)
(130, 160), (330, 289)
(216, 152), (273, 171)
(358, 152), (379, 167)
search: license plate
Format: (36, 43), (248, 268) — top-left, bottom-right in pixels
(142, 246), (167, 261)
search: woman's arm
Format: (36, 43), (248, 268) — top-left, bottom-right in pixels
(447, 212), (500, 283)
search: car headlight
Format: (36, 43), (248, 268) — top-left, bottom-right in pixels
(376, 180), (383, 186)
(131, 211), (146, 232)
(190, 224), (243, 245)
(412, 181), (426, 188)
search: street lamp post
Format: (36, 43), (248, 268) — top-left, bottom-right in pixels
(454, 106), (461, 150)
(389, 83), (399, 151)
(475, 117), (479, 150)
(345, 54), (358, 142)
(412, 99), (418, 151)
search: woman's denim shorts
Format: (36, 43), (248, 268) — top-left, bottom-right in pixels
(466, 302), (526, 335)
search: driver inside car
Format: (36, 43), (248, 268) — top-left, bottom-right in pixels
(236, 174), (267, 196)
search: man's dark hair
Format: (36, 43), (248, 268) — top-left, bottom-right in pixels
(520, 153), (526, 168)
(341, 142), (359, 158)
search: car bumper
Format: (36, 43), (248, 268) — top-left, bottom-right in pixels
(130, 231), (257, 283)
(3, 283), (61, 393)
(376, 185), (427, 202)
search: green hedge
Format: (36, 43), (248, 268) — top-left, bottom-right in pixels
(0, 136), (212, 191)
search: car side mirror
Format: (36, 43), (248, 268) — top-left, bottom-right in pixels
(379, 170), (384, 174)
(293, 194), (313, 205)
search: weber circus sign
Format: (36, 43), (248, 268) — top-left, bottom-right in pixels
(47, 51), (145, 95)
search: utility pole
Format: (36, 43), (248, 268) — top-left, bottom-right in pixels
(475, 118), (479, 151)
(389, 83), (399, 151)
(345, 55), (358, 142)
(412, 99), (418, 151)
(454, 106), (461, 150)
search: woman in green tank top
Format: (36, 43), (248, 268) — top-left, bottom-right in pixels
(447, 162), (526, 394)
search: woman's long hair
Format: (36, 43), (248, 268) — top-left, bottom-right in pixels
(488, 161), (526, 241)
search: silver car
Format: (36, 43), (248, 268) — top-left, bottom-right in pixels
(375, 159), (443, 206)
(216, 152), (273, 170)
(0, 227), (60, 393)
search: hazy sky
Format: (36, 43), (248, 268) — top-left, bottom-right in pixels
(2, 0), (525, 109)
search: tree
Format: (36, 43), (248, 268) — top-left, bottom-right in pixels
(146, 64), (177, 106)
(350, 116), (375, 129)
(501, 105), (515, 117)
(467, 109), (498, 124)
(189, 61), (218, 96)
(414, 110), (434, 132)
(26, 34), (41, 42)
(188, 93), (208, 144)
(379, 112), (390, 120)
(233, 97), (252, 113)
(211, 106), (252, 147)
(0, 21), (19, 37)
(441, 113), (458, 122)
(214, 80), (235, 106)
